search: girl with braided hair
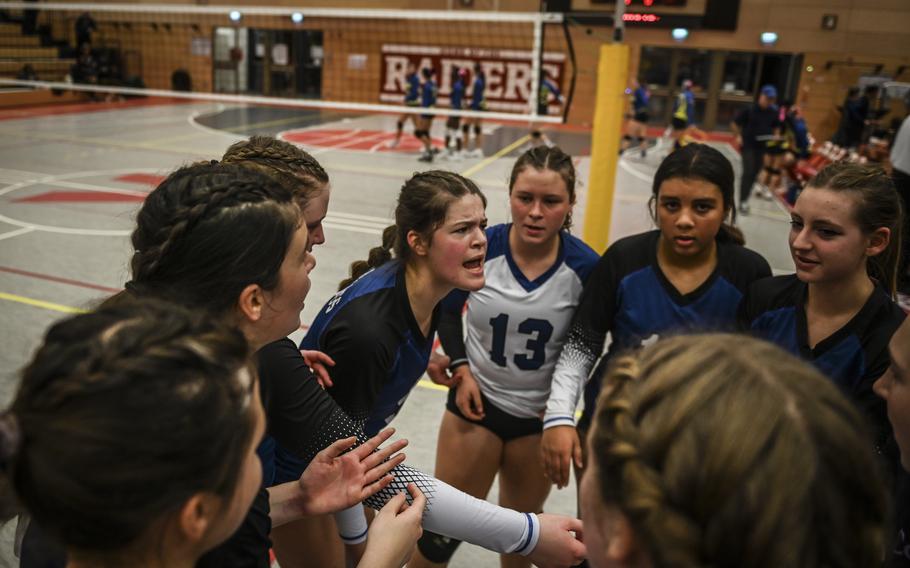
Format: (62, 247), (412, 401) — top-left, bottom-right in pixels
(294, 169), (587, 568)
(410, 147), (598, 568)
(542, 143), (771, 489)
(4, 298), (425, 568)
(19, 162), (419, 568)
(582, 333), (888, 568)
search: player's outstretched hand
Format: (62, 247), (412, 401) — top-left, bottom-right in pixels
(527, 513), (586, 568)
(361, 483), (427, 568)
(540, 425), (583, 489)
(427, 352), (459, 387)
(298, 428), (407, 515)
(301, 349), (336, 388)
(454, 368), (484, 420)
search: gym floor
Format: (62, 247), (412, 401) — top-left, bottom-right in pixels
(0, 97), (793, 567)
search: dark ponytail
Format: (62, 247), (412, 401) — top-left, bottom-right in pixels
(650, 143), (744, 245)
(338, 171), (486, 290)
(339, 225), (396, 290)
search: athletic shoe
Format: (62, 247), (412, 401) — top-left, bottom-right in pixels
(388, 138), (400, 149)
(431, 147), (440, 155)
(468, 148), (484, 158)
(418, 152), (433, 163)
(739, 201), (750, 215)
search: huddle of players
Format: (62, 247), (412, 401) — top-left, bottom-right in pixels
(2, 135), (909, 568)
(393, 62), (487, 163)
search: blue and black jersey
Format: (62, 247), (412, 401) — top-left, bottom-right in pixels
(545, 230), (771, 429)
(451, 77), (465, 110)
(421, 79), (437, 110)
(470, 74), (486, 111)
(301, 261), (441, 435)
(405, 72), (420, 105)
(632, 86), (649, 114)
(739, 274), (905, 460)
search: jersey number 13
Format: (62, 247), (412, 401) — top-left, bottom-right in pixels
(489, 313), (553, 371)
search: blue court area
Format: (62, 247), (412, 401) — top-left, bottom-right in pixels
(0, 98), (793, 567)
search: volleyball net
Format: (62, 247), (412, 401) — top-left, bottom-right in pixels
(0, 2), (573, 123)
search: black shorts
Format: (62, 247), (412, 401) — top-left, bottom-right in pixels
(671, 117), (688, 130)
(633, 110), (649, 124)
(446, 386), (543, 442)
(766, 145), (786, 156)
(446, 116), (461, 129)
(537, 103), (550, 116)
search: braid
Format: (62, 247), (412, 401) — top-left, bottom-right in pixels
(128, 162), (298, 314)
(588, 335), (888, 567)
(222, 136), (329, 210)
(132, 166), (283, 284)
(339, 225), (396, 290)
(593, 354), (704, 567)
(8, 298), (257, 553)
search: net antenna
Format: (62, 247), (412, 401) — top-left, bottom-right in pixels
(0, 2), (567, 124)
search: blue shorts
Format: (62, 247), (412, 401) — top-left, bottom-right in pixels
(258, 434), (309, 486)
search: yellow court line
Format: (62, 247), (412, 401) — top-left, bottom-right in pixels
(459, 134), (530, 178)
(0, 292), (86, 314)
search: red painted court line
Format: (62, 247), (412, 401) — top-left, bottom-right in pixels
(0, 97), (190, 122)
(0, 266), (121, 294)
(13, 191), (145, 203)
(114, 173), (165, 186)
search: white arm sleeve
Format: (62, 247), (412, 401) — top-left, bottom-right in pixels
(543, 324), (602, 429)
(358, 464), (540, 555)
(334, 505), (369, 544)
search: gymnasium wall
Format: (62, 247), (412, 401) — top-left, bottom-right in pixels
(41, 0), (910, 140)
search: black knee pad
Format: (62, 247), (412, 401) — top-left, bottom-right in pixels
(462, 124), (470, 134)
(473, 125), (481, 136)
(396, 120), (404, 130)
(415, 129), (426, 138)
(622, 134), (633, 142)
(417, 531), (462, 563)
(531, 130), (542, 139)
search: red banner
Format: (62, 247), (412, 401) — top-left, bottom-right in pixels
(379, 44), (566, 114)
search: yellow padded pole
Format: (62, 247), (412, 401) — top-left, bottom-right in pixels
(583, 43), (629, 254)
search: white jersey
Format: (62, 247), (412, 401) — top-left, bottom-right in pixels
(451, 224), (598, 419)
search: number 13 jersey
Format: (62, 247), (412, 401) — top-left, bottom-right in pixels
(443, 223), (598, 419)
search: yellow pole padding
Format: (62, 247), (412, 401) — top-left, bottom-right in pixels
(583, 43), (630, 254)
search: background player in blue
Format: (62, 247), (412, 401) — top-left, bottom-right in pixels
(740, 162), (906, 468)
(301, 170), (587, 567)
(391, 60), (420, 148)
(582, 333), (889, 568)
(417, 67), (438, 163)
(463, 62), (486, 158)
(874, 317), (910, 567)
(443, 66), (466, 160)
(541, 143), (772, 489)
(670, 79), (695, 151)
(621, 77), (650, 158)
(530, 71), (564, 148)
(409, 147), (598, 568)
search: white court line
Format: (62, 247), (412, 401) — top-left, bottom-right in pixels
(618, 157), (654, 184)
(0, 227), (34, 241)
(323, 221), (383, 236)
(329, 211), (393, 225)
(187, 106), (246, 141)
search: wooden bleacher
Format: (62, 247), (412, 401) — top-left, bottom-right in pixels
(0, 20), (70, 83)
(0, 18), (83, 106)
